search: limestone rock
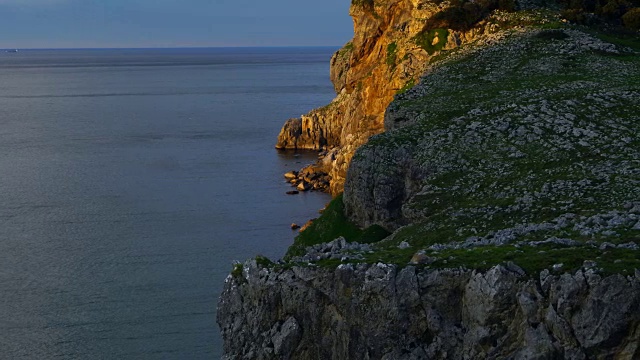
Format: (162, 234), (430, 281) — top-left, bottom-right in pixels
(283, 164), (331, 193)
(218, 263), (640, 359)
(274, 0), (509, 195)
(220, 2), (640, 359)
(283, 171), (298, 180)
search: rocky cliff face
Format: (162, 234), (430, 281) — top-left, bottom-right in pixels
(275, 0), (509, 194)
(218, 260), (640, 359)
(343, 27), (640, 236)
(219, 2), (640, 359)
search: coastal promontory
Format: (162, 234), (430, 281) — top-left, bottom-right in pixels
(219, 0), (640, 358)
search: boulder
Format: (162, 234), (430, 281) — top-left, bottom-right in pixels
(284, 171), (298, 180)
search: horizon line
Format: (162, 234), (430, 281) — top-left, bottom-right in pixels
(1, 45), (344, 51)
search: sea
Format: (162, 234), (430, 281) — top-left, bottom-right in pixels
(0, 47), (336, 359)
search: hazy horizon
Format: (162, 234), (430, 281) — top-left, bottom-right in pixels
(1, 45), (344, 50)
(0, 0), (353, 48)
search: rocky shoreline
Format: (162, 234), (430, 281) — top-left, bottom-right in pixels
(218, 0), (640, 358)
(218, 259), (640, 359)
(283, 164), (331, 194)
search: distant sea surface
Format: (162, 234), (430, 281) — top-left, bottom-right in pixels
(0, 48), (335, 359)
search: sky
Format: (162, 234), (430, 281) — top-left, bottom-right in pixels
(0, 0), (353, 48)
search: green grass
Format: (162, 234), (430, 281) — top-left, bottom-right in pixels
(285, 194), (390, 259)
(344, 42), (354, 51)
(414, 29), (449, 55)
(421, 245), (640, 276)
(587, 29), (640, 51)
(255, 255), (274, 268)
(276, 22), (640, 276)
(396, 78), (416, 95)
(386, 42), (398, 68)
(230, 263), (246, 283)
(336, 42), (354, 61)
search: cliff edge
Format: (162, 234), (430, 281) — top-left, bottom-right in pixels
(219, 260), (639, 359)
(219, 2), (640, 359)
(275, 0), (522, 194)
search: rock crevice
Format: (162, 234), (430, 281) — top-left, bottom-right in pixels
(218, 261), (640, 359)
(275, 0), (506, 194)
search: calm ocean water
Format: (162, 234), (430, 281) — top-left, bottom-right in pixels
(0, 48), (335, 359)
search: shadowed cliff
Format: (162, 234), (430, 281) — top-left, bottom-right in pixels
(220, 1), (640, 358)
(276, 0), (525, 195)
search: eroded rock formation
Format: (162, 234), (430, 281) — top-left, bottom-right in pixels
(220, 2), (640, 359)
(275, 0), (507, 195)
(218, 260), (640, 359)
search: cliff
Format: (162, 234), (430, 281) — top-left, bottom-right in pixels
(219, 2), (640, 359)
(219, 260), (640, 359)
(275, 0), (520, 195)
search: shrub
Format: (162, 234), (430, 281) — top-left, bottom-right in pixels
(414, 29), (450, 54)
(396, 78), (416, 95)
(230, 263), (245, 282)
(561, 8), (590, 23)
(560, 0), (640, 25)
(285, 194), (390, 259)
(600, 0), (632, 19)
(254, 255), (273, 268)
(498, 0), (517, 11)
(426, 0), (515, 32)
(352, 0), (374, 8)
(386, 42), (398, 68)
(430, 4), (484, 31)
(622, 7), (640, 29)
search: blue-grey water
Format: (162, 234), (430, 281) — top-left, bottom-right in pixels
(0, 48), (335, 359)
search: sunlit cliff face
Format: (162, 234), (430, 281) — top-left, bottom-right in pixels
(276, 0), (520, 195)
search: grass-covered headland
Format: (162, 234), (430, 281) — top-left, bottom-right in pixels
(253, 11), (640, 278)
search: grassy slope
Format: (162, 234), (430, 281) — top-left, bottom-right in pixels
(280, 13), (640, 276)
(373, 24), (640, 275)
(285, 194), (390, 259)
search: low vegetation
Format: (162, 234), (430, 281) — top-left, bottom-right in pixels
(386, 42), (398, 68)
(285, 194), (390, 259)
(413, 29), (449, 54)
(560, 0), (640, 30)
(273, 20), (640, 277)
(351, 0), (375, 8)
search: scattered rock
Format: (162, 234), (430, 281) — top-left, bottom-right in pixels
(284, 171), (298, 180)
(296, 182), (310, 191)
(286, 190), (299, 195)
(398, 241), (411, 249)
(287, 237), (373, 263)
(218, 264), (640, 359)
(599, 242), (616, 250)
(552, 263), (564, 271)
(283, 164), (331, 193)
(223, 7), (640, 360)
(410, 251), (436, 265)
(291, 223), (300, 230)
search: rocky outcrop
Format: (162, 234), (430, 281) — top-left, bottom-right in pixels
(220, 3), (640, 359)
(218, 260), (640, 359)
(344, 28), (640, 234)
(283, 165), (331, 193)
(275, 0), (513, 195)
